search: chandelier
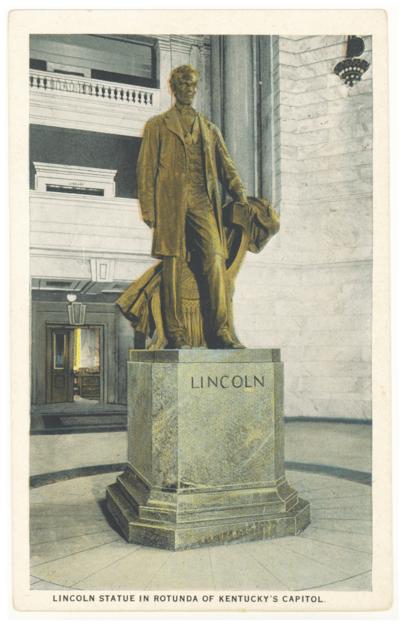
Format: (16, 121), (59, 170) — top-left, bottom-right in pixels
(334, 36), (370, 87)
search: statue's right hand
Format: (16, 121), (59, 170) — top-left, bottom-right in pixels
(144, 218), (155, 229)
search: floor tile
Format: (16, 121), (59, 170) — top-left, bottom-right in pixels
(31, 579), (71, 591)
(308, 494), (371, 510)
(310, 507), (372, 520)
(275, 533), (372, 575)
(239, 538), (348, 591)
(30, 576), (42, 586)
(310, 518), (373, 537)
(305, 520), (372, 536)
(31, 539), (132, 587)
(209, 541), (287, 590)
(145, 546), (215, 590)
(30, 523), (113, 545)
(30, 432), (126, 476)
(285, 422), (372, 472)
(302, 525), (372, 554)
(31, 531), (119, 568)
(74, 545), (171, 590)
(327, 571), (372, 591)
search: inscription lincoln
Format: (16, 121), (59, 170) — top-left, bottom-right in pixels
(190, 374), (265, 389)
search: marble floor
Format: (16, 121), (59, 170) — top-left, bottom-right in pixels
(30, 420), (372, 591)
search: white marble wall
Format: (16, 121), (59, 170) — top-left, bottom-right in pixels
(234, 35), (373, 420)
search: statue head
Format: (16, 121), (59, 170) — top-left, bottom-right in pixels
(169, 64), (200, 106)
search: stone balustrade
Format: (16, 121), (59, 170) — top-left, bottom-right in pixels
(30, 70), (159, 108)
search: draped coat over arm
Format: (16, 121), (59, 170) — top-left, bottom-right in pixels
(137, 106), (247, 259)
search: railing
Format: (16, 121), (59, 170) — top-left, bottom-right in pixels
(30, 69), (158, 107)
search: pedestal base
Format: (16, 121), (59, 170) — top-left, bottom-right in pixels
(106, 349), (310, 550)
(107, 471), (309, 550)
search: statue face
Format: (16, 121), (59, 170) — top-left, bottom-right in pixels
(173, 72), (198, 106)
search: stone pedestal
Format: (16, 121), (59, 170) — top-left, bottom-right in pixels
(106, 349), (310, 550)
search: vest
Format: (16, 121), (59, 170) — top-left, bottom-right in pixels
(180, 115), (207, 196)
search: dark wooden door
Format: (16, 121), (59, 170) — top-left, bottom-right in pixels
(48, 328), (74, 403)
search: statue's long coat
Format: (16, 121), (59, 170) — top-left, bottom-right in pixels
(137, 106), (246, 258)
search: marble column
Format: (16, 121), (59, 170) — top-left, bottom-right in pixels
(210, 35), (223, 128)
(222, 36), (256, 196)
(259, 35), (278, 209)
(156, 37), (174, 111)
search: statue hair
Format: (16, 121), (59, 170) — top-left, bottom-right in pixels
(169, 65), (200, 92)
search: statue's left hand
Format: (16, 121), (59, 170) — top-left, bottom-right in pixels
(238, 199), (257, 219)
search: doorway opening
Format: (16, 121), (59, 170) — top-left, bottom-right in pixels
(47, 326), (101, 405)
(73, 327), (101, 403)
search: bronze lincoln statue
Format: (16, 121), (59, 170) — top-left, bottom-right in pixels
(117, 64), (280, 349)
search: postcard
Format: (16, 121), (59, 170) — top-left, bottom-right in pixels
(10, 8), (391, 613)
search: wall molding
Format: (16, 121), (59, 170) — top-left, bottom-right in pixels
(33, 162), (117, 197)
(30, 191), (138, 211)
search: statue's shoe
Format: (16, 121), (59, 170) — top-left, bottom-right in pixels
(165, 335), (191, 349)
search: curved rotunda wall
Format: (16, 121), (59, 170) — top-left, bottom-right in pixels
(228, 35), (373, 421)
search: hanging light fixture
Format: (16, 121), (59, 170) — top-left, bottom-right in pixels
(67, 293), (86, 326)
(334, 36), (370, 87)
